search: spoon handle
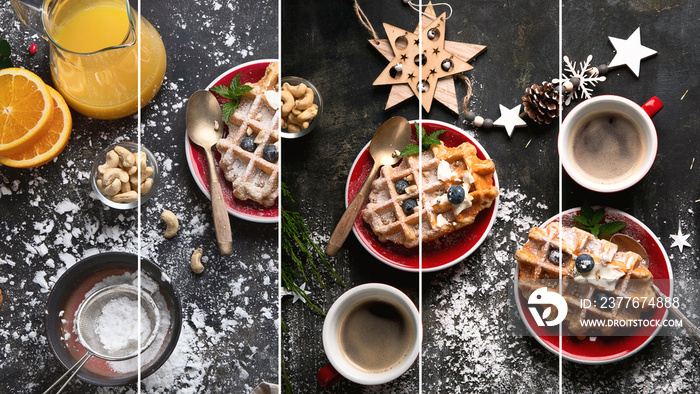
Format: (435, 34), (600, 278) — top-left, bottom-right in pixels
(326, 163), (380, 257)
(207, 151), (233, 256)
(654, 285), (700, 350)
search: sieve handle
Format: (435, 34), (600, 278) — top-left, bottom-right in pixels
(43, 352), (92, 394)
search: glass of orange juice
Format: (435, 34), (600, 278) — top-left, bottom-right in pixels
(11, 0), (166, 120)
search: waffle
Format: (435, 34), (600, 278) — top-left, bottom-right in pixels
(362, 141), (498, 248)
(216, 62), (280, 207)
(516, 222), (656, 336)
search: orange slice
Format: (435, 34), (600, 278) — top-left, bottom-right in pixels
(0, 68), (54, 154)
(0, 86), (72, 168)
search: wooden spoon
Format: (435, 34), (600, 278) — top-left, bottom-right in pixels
(611, 233), (700, 350)
(325, 117), (412, 257)
(186, 90), (233, 255)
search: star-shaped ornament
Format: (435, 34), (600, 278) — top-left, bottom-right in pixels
(670, 222), (691, 253)
(608, 27), (657, 78)
(370, 3), (486, 113)
(280, 283), (311, 304)
(493, 104), (527, 137)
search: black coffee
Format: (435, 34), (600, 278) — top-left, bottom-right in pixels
(338, 299), (413, 373)
(569, 110), (646, 184)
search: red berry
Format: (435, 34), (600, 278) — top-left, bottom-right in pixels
(29, 43), (37, 55)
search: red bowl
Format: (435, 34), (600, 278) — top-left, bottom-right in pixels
(185, 59), (279, 223)
(514, 208), (673, 364)
(346, 120), (499, 272)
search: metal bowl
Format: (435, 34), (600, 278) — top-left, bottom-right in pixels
(280, 76), (323, 139)
(45, 252), (182, 386)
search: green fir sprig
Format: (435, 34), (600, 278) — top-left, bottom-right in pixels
(281, 183), (344, 317)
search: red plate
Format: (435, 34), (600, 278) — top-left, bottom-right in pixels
(346, 120), (499, 272)
(514, 208), (673, 364)
(185, 59), (279, 223)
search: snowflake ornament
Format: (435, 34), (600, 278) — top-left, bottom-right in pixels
(553, 55), (606, 106)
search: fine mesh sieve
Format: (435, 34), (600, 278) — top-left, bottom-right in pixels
(44, 284), (161, 393)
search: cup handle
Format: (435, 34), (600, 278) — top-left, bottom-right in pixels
(642, 96), (663, 118)
(316, 363), (345, 388)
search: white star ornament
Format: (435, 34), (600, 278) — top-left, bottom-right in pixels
(493, 104), (527, 138)
(608, 27), (657, 78)
(670, 222), (691, 253)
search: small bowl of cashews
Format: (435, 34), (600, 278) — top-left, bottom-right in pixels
(90, 141), (160, 209)
(280, 76), (323, 139)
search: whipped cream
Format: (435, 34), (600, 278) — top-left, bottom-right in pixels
(573, 260), (625, 291)
(437, 160), (457, 182)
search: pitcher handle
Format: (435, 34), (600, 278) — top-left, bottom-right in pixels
(10, 0), (46, 38)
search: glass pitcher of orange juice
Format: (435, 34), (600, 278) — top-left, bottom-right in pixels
(10, 0), (166, 120)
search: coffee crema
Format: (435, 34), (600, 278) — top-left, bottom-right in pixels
(569, 110), (646, 184)
(338, 298), (413, 374)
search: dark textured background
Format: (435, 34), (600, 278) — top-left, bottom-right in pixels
(0, 0), (278, 392)
(283, 0), (699, 392)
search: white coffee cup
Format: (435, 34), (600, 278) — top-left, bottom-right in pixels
(558, 95), (663, 193)
(317, 283), (422, 387)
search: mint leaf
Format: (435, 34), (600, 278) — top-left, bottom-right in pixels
(209, 72), (252, 122)
(572, 200), (626, 236)
(599, 221), (626, 235)
(591, 208), (605, 227)
(573, 215), (592, 227)
(0, 39), (13, 69)
(423, 129), (446, 150)
(210, 84), (231, 99)
(398, 144), (420, 158)
(221, 101), (237, 123)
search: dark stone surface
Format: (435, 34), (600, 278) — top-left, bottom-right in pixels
(0, 0), (278, 392)
(283, 0), (699, 392)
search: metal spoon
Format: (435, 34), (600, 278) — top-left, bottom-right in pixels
(325, 117), (412, 257)
(611, 233), (700, 350)
(186, 90), (233, 255)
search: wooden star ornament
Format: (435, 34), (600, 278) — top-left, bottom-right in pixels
(370, 3), (486, 113)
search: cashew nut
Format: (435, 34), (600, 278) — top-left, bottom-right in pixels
(295, 88), (314, 110)
(103, 167), (129, 186)
(140, 178), (154, 196)
(98, 150), (120, 174)
(281, 90), (294, 115)
(111, 190), (138, 203)
(285, 82), (307, 98)
(114, 145), (135, 167)
(161, 210), (179, 239)
(297, 105), (318, 122)
(190, 248), (204, 274)
(286, 123), (301, 133)
(100, 178), (121, 196)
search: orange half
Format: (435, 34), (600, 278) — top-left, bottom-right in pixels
(0, 86), (72, 168)
(0, 68), (54, 154)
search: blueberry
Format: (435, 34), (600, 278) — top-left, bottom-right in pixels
(402, 199), (418, 215)
(594, 292), (611, 309)
(240, 136), (256, 152)
(263, 145), (278, 162)
(447, 185), (465, 204)
(575, 254), (595, 273)
(395, 180), (409, 194)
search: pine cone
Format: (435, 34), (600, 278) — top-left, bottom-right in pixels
(522, 82), (560, 125)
